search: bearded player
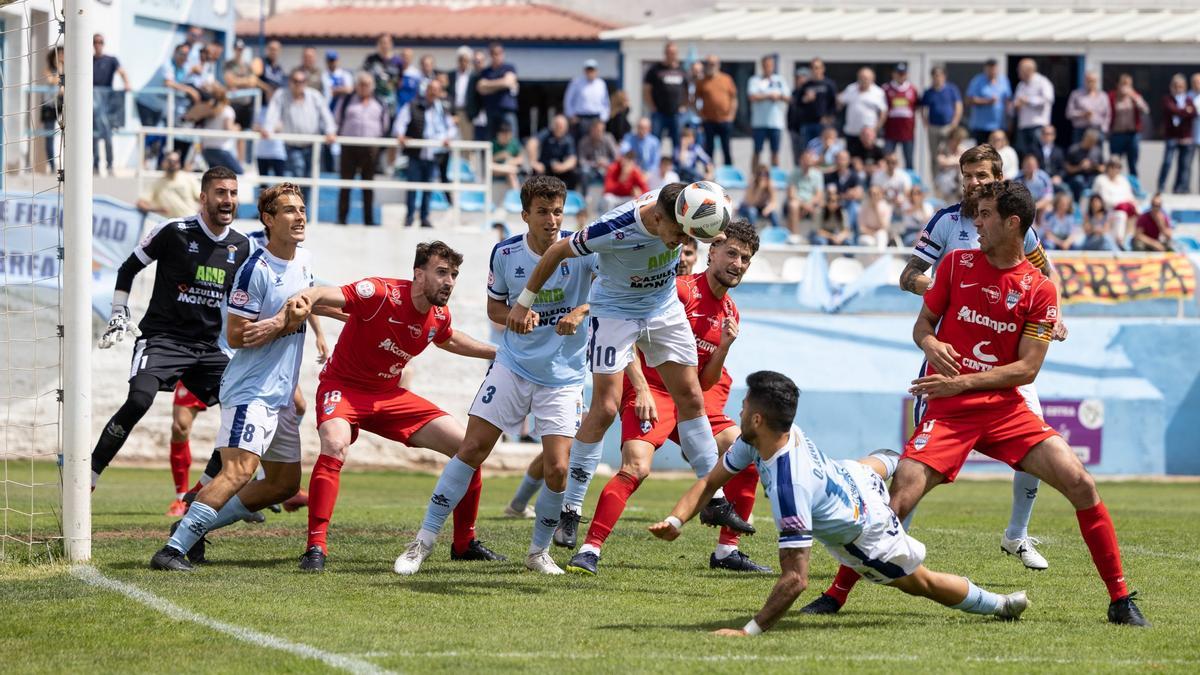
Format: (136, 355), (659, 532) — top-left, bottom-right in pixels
(287, 241), (500, 572)
(566, 219), (768, 575)
(818, 181), (1147, 626)
(506, 183), (751, 551)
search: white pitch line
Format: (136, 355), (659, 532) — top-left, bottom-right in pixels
(70, 566), (396, 675)
(371, 651), (1197, 667)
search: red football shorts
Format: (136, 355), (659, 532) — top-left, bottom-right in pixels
(902, 399), (1059, 482)
(620, 379), (736, 449)
(316, 379), (448, 445)
(173, 382), (208, 411)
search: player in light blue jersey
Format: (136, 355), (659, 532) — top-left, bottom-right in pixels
(504, 183), (749, 552)
(152, 184), (316, 571)
(829, 143), (1064, 589)
(650, 371), (1028, 635)
(394, 177), (597, 575)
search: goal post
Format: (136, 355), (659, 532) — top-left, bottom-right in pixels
(61, 0), (92, 562)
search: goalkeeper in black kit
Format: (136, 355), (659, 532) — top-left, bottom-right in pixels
(91, 167), (251, 491)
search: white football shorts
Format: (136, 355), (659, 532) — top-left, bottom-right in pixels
(469, 361), (584, 438)
(217, 401), (301, 463)
(588, 301), (698, 375)
(822, 462), (927, 584)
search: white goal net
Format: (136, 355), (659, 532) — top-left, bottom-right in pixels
(0, 0), (68, 564)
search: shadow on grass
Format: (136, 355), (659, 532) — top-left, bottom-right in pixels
(597, 617), (889, 632)
(386, 578), (555, 596)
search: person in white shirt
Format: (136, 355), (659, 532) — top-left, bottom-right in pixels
(989, 130), (1020, 180)
(1092, 157), (1139, 243)
(838, 68), (887, 159)
(747, 55), (791, 168)
(870, 153), (913, 210)
(563, 59), (610, 142)
(1012, 58), (1055, 158)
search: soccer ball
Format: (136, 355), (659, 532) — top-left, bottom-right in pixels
(675, 181), (732, 242)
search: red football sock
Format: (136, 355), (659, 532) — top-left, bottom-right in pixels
(826, 565), (862, 606)
(189, 480), (204, 494)
(168, 440), (191, 496)
(306, 454), (344, 552)
(451, 468), (483, 554)
(583, 471), (641, 550)
(719, 464), (759, 546)
(1076, 501), (1129, 602)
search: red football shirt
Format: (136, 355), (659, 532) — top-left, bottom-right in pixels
(883, 81), (919, 142)
(319, 278), (453, 393)
(922, 249), (1058, 412)
(641, 272), (737, 393)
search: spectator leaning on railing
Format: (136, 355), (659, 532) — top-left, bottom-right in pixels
(333, 72), (390, 226)
(223, 39), (258, 158)
(747, 54), (790, 168)
(882, 63), (918, 170)
(195, 83), (242, 174)
(920, 66), (962, 180)
(92, 32), (128, 174)
(695, 54), (738, 166)
(1108, 74), (1150, 179)
(965, 58), (1010, 145)
(1158, 73), (1196, 195)
(394, 78), (457, 228)
(1066, 71), (1110, 146)
(564, 59), (610, 142)
(262, 68), (336, 205)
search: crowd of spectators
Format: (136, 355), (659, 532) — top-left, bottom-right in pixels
(79, 32), (1197, 248)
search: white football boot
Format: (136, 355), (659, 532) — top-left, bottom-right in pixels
(995, 590), (1029, 620)
(525, 550), (565, 575)
(1001, 534), (1049, 570)
(393, 539), (434, 575)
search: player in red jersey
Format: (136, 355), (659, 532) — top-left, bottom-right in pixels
(165, 383), (207, 516)
(814, 181), (1148, 626)
(565, 220), (766, 575)
(284, 241), (501, 572)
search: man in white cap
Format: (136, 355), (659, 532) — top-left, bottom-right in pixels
(564, 59), (610, 142)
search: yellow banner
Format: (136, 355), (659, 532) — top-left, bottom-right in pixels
(1054, 253), (1196, 305)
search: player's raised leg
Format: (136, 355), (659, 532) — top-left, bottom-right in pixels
(567, 438), (655, 575)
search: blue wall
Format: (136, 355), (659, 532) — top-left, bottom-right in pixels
(590, 315), (1200, 476)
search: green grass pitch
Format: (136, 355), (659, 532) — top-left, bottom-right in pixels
(1, 466), (1197, 673)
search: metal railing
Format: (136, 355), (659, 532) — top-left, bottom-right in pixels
(124, 125), (494, 226)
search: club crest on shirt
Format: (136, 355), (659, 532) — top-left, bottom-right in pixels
(408, 324), (421, 339)
(389, 287), (403, 304)
(1005, 289), (1021, 310)
(1046, 306), (1059, 320)
(230, 289), (250, 307)
(1020, 273), (1034, 290)
(982, 286), (1001, 303)
(560, 262), (570, 277)
(355, 280), (375, 298)
(433, 306), (445, 319)
(913, 433), (930, 450)
(226, 245), (238, 263)
(959, 253), (974, 268)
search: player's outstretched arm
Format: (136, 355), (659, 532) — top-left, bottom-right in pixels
(715, 548), (811, 637)
(913, 305), (960, 377)
(899, 255), (933, 296)
(98, 254), (151, 349)
(698, 317), (738, 390)
(648, 463), (736, 541)
(506, 237), (576, 334)
(911, 334), (1049, 400)
(435, 330), (498, 361)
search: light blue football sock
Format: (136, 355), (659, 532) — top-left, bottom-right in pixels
(868, 449), (900, 480)
(562, 439), (602, 513)
(208, 495), (254, 531)
(1005, 471), (1040, 541)
(676, 415), (718, 478)
(510, 474), (544, 512)
(950, 579), (1002, 615)
(418, 457), (475, 538)
(529, 485), (565, 553)
(902, 505), (918, 531)
(167, 502), (218, 554)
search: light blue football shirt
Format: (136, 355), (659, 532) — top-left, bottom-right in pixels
(724, 424), (869, 549)
(488, 231), (596, 388)
(219, 246), (314, 409)
(568, 189), (681, 320)
(912, 202), (1043, 272)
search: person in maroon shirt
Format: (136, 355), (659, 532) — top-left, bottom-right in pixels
(882, 63), (919, 170)
(1158, 74), (1196, 194)
(1132, 193), (1174, 251)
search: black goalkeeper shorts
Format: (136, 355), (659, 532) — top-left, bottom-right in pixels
(127, 334), (230, 407)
